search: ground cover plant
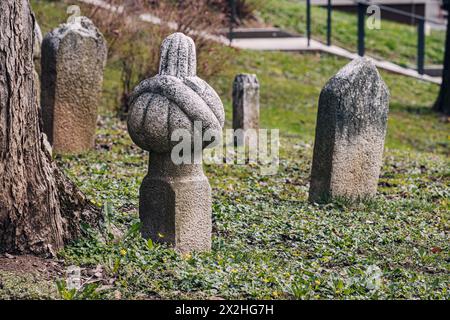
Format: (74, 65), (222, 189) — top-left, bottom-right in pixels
(0, 0), (447, 300)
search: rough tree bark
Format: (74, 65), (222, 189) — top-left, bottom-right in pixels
(434, 1), (450, 115)
(0, 0), (100, 257)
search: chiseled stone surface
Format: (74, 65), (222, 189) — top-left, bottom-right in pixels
(309, 57), (389, 203)
(232, 73), (260, 131)
(34, 20), (43, 61)
(127, 33), (225, 253)
(41, 16), (107, 154)
(33, 20), (43, 102)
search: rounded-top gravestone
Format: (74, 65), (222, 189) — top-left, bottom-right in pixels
(41, 16), (107, 154)
(309, 57), (389, 203)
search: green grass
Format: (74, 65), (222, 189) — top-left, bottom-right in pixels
(32, 0), (68, 34)
(252, 0), (446, 68)
(210, 49), (448, 155)
(56, 116), (449, 299)
(55, 50), (448, 299)
(2, 0), (448, 300)
(0, 271), (56, 299)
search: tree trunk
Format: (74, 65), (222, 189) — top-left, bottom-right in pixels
(0, 0), (100, 257)
(434, 2), (450, 115)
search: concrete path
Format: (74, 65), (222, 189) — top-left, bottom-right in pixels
(229, 36), (442, 84)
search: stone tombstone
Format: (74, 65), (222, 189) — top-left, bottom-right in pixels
(232, 74), (260, 132)
(34, 21), (43, 64)
(127, 33), (225, 253)
(41, 16), (107, 154)
(33, 21), (43, 102)
(309, 57), (389, 203)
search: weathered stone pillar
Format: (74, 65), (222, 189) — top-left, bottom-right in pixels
(41, 16), (107, 154)
(33, 20), (43, 110)
(309, 58), (389, 203)
(127, 33), (225, 253)
(232, 74), (260, 131)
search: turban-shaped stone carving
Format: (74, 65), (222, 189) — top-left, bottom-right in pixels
(127, 33), (224, 253)
(128, 33), (225, 154)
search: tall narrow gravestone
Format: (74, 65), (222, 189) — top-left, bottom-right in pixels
(232, 74), (260, 132)
(127, 33), (225, 253)
(309, 58), (389, 202)
(41, 16), (107, 154)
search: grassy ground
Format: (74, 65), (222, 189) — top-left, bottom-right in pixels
(253, 0), (446, 68)
(54, 50), (449, 299)
(0, 0), (448, 300)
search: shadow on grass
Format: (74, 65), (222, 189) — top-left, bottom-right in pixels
(310, 194), (384, 212)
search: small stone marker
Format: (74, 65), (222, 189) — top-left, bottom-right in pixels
(232, 74), (260, 132)
(41, 16), (107, 153)
(309, 57), (389, 202)
(127, 33), (225, 253)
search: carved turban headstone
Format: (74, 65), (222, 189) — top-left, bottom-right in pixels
(127, 33), (225, 253)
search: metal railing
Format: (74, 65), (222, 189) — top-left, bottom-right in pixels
(326, 0), (332, 46)
(307, 0), (312, 46)
(305, 0), (446, 75)
(227, 0), (445, 75)
(228, 0), (237, 44)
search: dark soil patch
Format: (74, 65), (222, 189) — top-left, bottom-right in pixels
(0, 254), (63, 279)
